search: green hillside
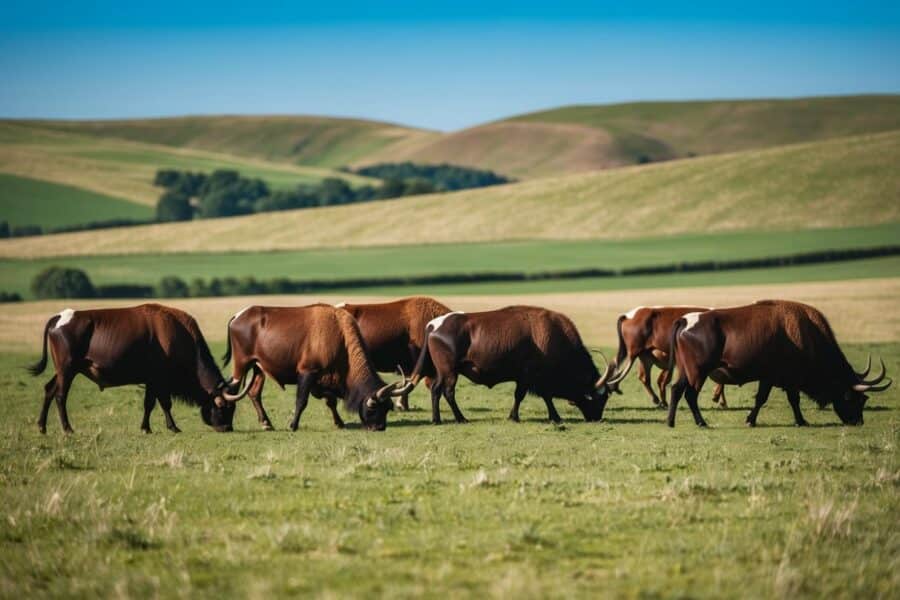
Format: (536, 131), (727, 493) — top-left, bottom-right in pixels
(4, 130), (896, 259)
(0, 173), (153, 229)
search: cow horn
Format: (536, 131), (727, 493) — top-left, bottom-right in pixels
(854, 355), (872, 379)
(375, 382), (397, 401)
(222, 376), (254, 402)
(594, 360), (617, 389)
(853, 378), (892, 393)
(606, 356), (635, 386)
(858, 358), (886, 385)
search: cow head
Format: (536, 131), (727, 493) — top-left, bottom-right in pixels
(358, 381), (411, 431)
(833, 357), (892, 425)
(570, 385), (609, 422)
(201, 398), (236, 432)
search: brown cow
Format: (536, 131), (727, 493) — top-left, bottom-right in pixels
(221, 304), (409, 431)
(28, 304), (240, 434)
(404, 306), (609, 424)
(599, 306), (726, 408)
(336, 296), (451, 410)
(666, 300), (891, 428)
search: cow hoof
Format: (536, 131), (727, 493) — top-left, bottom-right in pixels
(718, 403), (728, 409)
(657, 402), (668, 410)
(262, 422), (275, 431)
(796, 420), (809, 427)
(666, 420), (675, 428)
(141, 428), (152, 434)
(168, 426), (182, 434)
(431, 420), (442, 426)
(746, 421), (757, 428)
(289, 424), (299, 432)
(38, 425), (47, 435)
(697, 421), (708, 428)
(63, 427), (74, 435)
(508, 416), (520, 423)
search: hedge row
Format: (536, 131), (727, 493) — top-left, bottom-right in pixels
(29, 244), (900, 300)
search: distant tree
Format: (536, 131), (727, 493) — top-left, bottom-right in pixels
(156, 191), (194, 222)
(199, 189), (244, 218)
(153, 169), (182, 188)
(403, 178), (436, 195)
(31, 267), (96, 299)
(0, 291), (22, 303)
(12, 225), (43, 237)
(378, 178), (406, 199)
(157, 276), (190, 298)
(0, 221), (9, 238)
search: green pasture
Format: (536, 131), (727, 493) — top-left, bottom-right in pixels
(1, 342), (897, 597)
(0, 173), (153, 229)
(1, 224), (898, 298)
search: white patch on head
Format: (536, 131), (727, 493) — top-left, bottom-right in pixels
(232, 305), (252, 321)
(55, 308), (75, 328)
(682, 312), (703, 332)
(427, 311), (464, 332)
(624, 306), (644, 320)
(334, 302), (347, 309)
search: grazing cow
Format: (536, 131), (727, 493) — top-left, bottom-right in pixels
(403, 306), (609, 424)
(28, 304), (239, 434)
(666, 300), (891, 427)
(598, 306), (726, 408)
(221, 304), (409, 431)
(336, 296), (451, 410)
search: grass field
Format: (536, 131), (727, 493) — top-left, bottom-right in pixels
(1, 338), (897, 597)
(0, 173), (154, 229)
(0, 121), (373, 210)
(3, 130), (898, 259)
(1, 224), (899, 298)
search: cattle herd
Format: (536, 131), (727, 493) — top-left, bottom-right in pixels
(28, 296), (891, 434)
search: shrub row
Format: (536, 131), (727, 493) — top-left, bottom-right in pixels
(28, 245), (900, 300)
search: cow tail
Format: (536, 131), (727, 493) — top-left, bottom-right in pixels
(27, 315), (59, 376)
(221, 316), (235, 365)
(668, 318), (687, 374)
(408, 327), (434, 386)
(614, 315), (628, 366)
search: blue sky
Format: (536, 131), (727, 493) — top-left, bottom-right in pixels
(1, 2), (899, 130)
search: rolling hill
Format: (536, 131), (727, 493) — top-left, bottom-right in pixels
(360, 95), (900, 177)
(0, 121), (376, 226)
(2, 129), (897, 258)
(14, 95), (899, 180)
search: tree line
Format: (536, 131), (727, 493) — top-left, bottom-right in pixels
(5, 162), (513, 237)
(155, 163), (511, 222)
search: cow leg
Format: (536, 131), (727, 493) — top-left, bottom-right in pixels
(430, 378), (444, 424)
(54, 372), (75, 434)
(786, 388), (808, 427)
(710, 383), (728, 408)
(745, 381), (773, 427)
(656, 368), (671, 409)
(141, 387), (157, 433)
(38, 377), (58, 434)
(443, 374), (468, 424)
(667, 377), (687, 427)
(508, 382), (527, 422)
(289, 373), (314, 432)
(158, 394), (181, 433)
(638, 356), (661, 406)
(684, 386), (708, 428)
(247, 370), (274, 431)
(542, 396), (563, 424)
(326, 395), (344, 429)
